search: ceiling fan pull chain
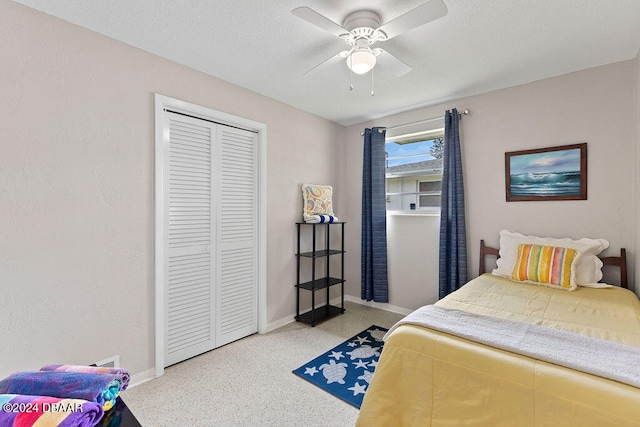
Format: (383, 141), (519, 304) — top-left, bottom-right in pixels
(371, 67), (375, 96)
(349, 53), (354, 91)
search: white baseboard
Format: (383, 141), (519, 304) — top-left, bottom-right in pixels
(127, 368), (156, 389)
(336, 295), (414, 316)
(265, 314), (296, 332)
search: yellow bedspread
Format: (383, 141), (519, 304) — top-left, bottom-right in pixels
(357, 274), (640, 426)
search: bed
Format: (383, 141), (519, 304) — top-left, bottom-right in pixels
(357, 232), (640, 426)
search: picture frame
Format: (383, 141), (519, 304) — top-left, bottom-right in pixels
(505, 143), (587, 202)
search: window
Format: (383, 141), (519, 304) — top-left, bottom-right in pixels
(418, 180), (442, 207)
(385, 129), (444, 212)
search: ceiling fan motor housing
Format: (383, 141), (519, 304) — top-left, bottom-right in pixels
(342, 10), (380, 31)
(341, 11), (386, 43)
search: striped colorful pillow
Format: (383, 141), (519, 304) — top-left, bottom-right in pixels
(511, 244), (580, 290)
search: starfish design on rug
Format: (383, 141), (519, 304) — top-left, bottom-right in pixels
(353, 335), (371, 345)
(347, 341), (358, 347)
(329, 351), (344, 360)
(353, 359), (369, 369)
(368, 359), (378, 368)
(304, 366), (318, 376)
(348, 382), (367, 396)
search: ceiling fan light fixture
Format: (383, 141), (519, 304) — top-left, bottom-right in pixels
(347, 49), (377, 74)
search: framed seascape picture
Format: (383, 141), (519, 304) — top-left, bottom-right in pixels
(505, 143), (587, 202)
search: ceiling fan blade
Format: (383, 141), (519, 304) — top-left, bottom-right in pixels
(375, 49), (412, 77)
(303, 52), (348, 76)
(292, 7), (350, 38)
(376, 0), (448, 40)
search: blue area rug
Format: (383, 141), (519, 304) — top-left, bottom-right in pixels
(292, 325), (388, 408)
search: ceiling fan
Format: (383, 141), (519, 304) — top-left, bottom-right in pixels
(292, 0), (448, 78)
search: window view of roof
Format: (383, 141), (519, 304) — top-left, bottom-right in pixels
(385, 137), (443, 177)
(385, 137), (444, 211)
(386, 158), (443, 178)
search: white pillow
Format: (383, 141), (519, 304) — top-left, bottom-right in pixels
(579, 281), (613, 288)
(492, 230), (609, 286)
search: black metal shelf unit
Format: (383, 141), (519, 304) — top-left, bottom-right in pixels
(295, 221), (345, 326)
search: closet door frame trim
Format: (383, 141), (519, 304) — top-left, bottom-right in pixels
(154, 94), (267, 378)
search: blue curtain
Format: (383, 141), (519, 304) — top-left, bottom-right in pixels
(361, 127), (389, 302)
(438, 109), (467, 299)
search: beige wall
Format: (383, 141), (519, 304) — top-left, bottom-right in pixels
(385, 214), (440, 308)
(345, 60), (637, 309)
(0, 1), (345, 379)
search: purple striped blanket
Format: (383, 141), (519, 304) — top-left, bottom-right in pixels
(40, 365), (130, 391)
(0, 393), (103, 427)
(0, 372), (121, 411)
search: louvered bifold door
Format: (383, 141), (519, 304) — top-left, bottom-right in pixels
(164, 113), (216, 366)
(215, 126), (258, 347)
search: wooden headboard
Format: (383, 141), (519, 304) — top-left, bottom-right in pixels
(479, 239), (628, 289)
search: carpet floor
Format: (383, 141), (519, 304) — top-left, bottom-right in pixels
(121, 301), (404, 426)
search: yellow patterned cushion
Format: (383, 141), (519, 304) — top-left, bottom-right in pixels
(302, 184), (334, 220)
(511, 243), (580, 290)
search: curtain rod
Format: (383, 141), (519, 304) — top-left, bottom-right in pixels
(360, 109), (470, 136)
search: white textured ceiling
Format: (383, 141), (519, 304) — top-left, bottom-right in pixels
(11, 0), (640, 126)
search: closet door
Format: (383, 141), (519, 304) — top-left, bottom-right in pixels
(162, 111), (259, 367)
(216, 126), (258, 346)
(164, 113), (216, 367)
